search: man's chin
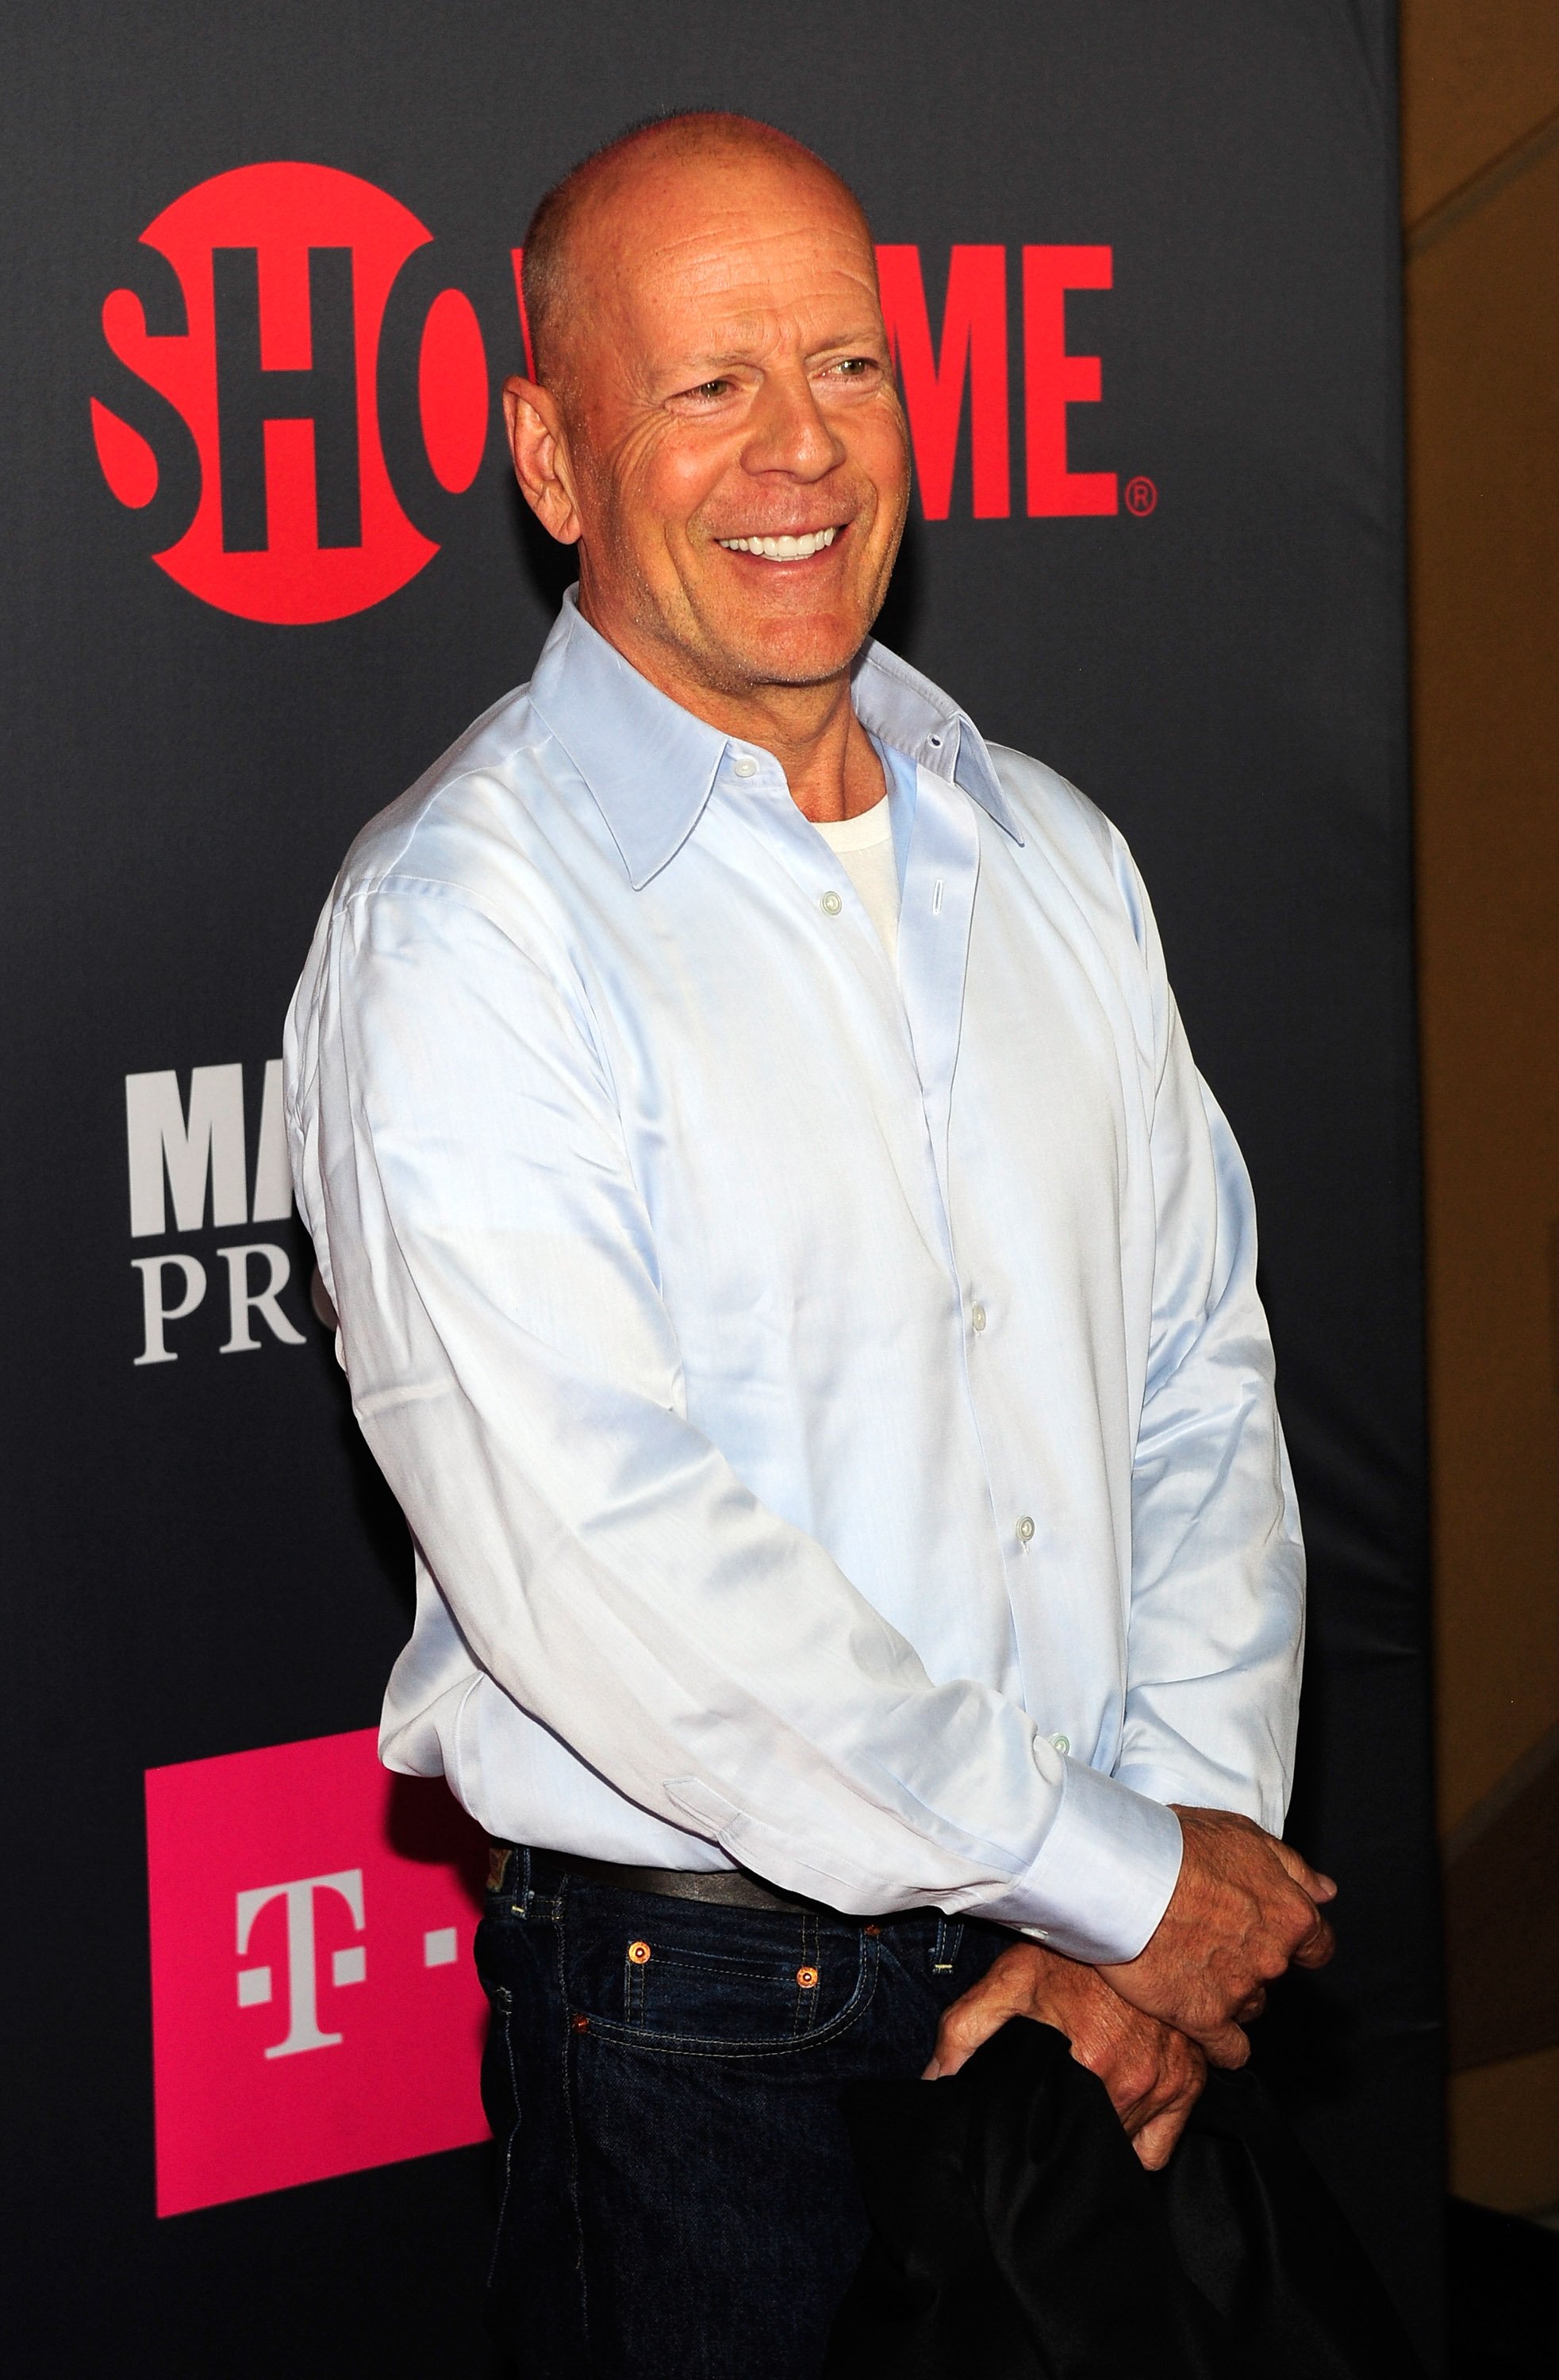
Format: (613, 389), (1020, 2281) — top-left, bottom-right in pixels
(693, 617), (871, 695)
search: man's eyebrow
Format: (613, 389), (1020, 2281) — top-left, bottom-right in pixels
(659, 323), (889, 378)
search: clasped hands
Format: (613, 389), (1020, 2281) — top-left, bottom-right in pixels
(923, 1807), (1337, 2170)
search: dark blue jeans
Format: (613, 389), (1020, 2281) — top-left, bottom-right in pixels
(474, 1848), (1012, 2378)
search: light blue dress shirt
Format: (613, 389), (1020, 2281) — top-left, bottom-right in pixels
(286, 592), (1304, 1966)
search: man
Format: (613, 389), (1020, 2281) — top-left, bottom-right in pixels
(286, 112), (1334, 2377)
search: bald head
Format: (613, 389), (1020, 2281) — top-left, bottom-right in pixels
(522, 112), (873, 387)
(502, 106), (907, 724)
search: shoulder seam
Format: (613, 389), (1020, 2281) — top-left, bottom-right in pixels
(344, 723), (558, 888)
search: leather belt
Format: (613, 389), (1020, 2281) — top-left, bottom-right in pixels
(491, 1843), (913, 1923)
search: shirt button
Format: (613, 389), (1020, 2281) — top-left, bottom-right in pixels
(1050, 1733), (1070, 1756)
(820, 889), (843, 916)
(1016, 1514), (1035, 1545)
(970, 1302), (987, 1333)
(732, 756), (758, 778)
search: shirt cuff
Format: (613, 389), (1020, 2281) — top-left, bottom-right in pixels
(976, 1757), (1185, 1964)
(1114, 1760), (1269, 1829)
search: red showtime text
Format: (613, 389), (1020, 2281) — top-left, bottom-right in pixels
(93, 163), (1130, 624)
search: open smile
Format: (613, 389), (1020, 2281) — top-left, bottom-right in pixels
(714, 526), (842, 561)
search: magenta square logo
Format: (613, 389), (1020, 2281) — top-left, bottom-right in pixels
(145, 1727), (490, 2216)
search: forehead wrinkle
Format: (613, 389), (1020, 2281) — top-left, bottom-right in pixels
(636, 217), (875, 298)
(613, 232), (885, 378)
(685, 320), (783, 366)
(622, 248), (884, 360)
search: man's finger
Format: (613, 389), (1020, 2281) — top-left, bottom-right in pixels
(1289, 1910), (1337, 1969)
(1132, 2099), (1196, 2171)
(1115, 2071), (1177, 2135)
(1135, 2055), (1206, 2136)
(1198, 2018), (1251, 2070)
(1271, 1837), (1337, 1903)
(1074, 2043), (1160, 2131)
(923, 1986), (1020, 2079)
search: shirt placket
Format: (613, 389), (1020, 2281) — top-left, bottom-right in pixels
(719, 744), (915, 1027)
(898, 764), (1045, 1675)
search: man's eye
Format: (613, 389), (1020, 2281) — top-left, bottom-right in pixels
(686, 378), (732, 401)
(829, 358), (874, 378)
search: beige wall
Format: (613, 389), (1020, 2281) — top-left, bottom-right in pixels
(1400, 2), (1559, 2207)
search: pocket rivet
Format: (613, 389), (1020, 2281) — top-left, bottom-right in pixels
(570, 2013), (590, 2033)
(628, 1939), (652, 1966)
(797, 1965), (820, 1989)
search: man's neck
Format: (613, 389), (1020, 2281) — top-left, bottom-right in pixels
(704, 683), (884, 824)
(578, 598), (885, 823)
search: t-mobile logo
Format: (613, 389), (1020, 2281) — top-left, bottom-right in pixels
(146, 1729), (487, 2216)
(234, 1867), (462, 2057)
(236, 1870), (367, 2056)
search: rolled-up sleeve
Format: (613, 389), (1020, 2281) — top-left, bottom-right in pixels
(289, 876), (1184, 1963)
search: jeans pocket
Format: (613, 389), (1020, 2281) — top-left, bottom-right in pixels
(563, 1889), (876, 2056)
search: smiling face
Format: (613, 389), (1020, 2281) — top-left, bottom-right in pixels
(510, 137), (910, 708)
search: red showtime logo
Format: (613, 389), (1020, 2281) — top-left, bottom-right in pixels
(94, 163), (1144, 625)
(92, 163), (516, 624)
(145, 1727), (489, 2213)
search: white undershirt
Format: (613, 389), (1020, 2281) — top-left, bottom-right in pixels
(814, 796), (899, 964)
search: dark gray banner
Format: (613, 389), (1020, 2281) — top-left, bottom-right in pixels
(2, 4), (1438, 2370)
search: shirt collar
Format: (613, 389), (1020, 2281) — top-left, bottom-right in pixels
(528, 588), (1023, 888)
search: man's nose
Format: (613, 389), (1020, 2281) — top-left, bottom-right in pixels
(741, 367), (846, 481)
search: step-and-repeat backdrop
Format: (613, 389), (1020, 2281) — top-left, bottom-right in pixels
(4, 4), (1441, 2371)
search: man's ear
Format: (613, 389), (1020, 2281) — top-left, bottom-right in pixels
(503, 375), (583, 547)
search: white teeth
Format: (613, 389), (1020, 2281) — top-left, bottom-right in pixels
(717, 526), (839, 559)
